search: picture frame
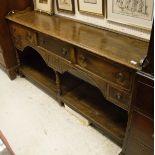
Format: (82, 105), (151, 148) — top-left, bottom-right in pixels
(34, 0), (54, 15)
(78, 0), (104, 16)
(56, 0), (75, 14)
(107, 0), (154, 30)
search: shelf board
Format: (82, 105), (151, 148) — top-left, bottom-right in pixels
(61, 82), (128, 146)
(19, 64), (57, 98)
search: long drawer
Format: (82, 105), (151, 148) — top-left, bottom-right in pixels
(130, 112), (154, 149)
(38, 33), (71, 61)
(76, 48), (134, 90)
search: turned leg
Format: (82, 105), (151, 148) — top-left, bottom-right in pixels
(55, 71), (64, 106)
(7, 67), (17, 80)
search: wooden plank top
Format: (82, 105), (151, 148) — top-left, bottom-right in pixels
(6, 10), (149, 70)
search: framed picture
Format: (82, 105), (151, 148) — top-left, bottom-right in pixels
(107, 0), (154, 30)
(78, 0), (104, 16)
(34, 0), (54, 15)
(56, 0), (75, 13)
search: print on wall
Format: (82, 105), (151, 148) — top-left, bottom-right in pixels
(78, 0), (104, 16)
(56, 0), (75, 13)
(34, 0), (54, 14)
(107, 0), (154, 29)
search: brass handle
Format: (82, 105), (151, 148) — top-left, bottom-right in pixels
(62, 48), (68, 56)
(116, 72), (124, 82)
(79, 54), (86, 64)
(116, 93), (122, 100)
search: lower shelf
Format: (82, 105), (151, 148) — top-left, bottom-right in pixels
(61, 82), (128, 146)
(19, 64), (57, 98)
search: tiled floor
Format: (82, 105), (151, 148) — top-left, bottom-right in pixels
(0, 69), (121, 155)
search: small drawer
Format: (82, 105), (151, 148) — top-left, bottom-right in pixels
(107, 86), (131, 110)
(130, 112), (154, 148)
(38, 33), (71, 61)
(77, 48), (133, 90)
(9, 23), (37, 50)
(126, 138), (153, 155)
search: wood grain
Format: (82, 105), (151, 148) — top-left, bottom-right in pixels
(6, 10), (149, 70)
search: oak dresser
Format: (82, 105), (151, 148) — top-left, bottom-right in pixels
(6, 9), (150, 153)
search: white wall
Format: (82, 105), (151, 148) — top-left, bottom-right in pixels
(55, 0), (152, 41)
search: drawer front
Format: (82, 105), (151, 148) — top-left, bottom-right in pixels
(77, 49), (133, 90)
(38, 33), (71, 61)
(126, 138), (153, 155)
(134, 74), (154, 118)
(10, 23), (37, 49)
(130, 112), (154, 148)
(48, 52), (71, 73)
(107, 86), (131, 110)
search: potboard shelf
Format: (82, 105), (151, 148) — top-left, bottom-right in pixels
(61, 82), (128, 146)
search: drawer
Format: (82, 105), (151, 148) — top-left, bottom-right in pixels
(9, 22), (37, 50)
(130, 112), (154, 148)
(107, 86), (131, 110)
(134, 73), (154, 118)
(38, 33), (71, 61)
(48, 52), (71, 73)
(77, 48), (133, 90)
(126, 138), (153, 155)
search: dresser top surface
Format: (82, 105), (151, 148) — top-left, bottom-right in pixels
(6, 10), (149, 70)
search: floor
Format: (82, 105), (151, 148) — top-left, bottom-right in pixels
(0, 69), (121, 155)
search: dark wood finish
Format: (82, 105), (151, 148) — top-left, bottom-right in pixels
(61, 82), (128, 146)
(133, 72), (154, 118)
(6, 10), (149, 70)
(38, 33), (72, 61)
(121, 72), (154, 155)
(0, 0), (33, 79)
(77, 48), (134, 90)
(6, 9), (152, 153)
(107, 86), (131, 111)
(10, 22), (37, 50)
(120, 22), (154, 155)
(142, 22), (154, 75)
(18, 47), (57, 98)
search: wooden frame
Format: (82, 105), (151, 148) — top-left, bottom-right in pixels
(77, 0), (104, 16)
(106, 0), (154, 30)
(56, 0), (75, 14)
(34, 0), (54, 15)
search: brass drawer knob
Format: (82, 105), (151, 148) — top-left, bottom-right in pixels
(116, 72), (124, 82)
(62, 48), (68, 56)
